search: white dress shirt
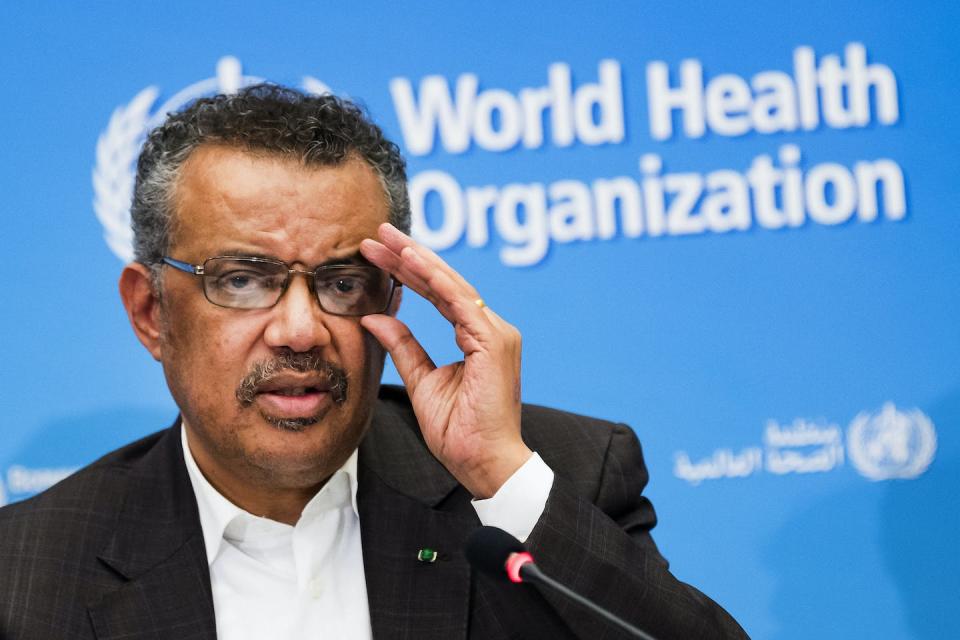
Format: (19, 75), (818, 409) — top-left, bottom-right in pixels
(181, 425), (553, 640)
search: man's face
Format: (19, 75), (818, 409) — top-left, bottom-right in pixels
(155, 145), (393, 492)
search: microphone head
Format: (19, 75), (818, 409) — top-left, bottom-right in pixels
(465, 526), (526, 581)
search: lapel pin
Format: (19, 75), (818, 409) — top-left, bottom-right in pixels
(417, 548), (438, 563)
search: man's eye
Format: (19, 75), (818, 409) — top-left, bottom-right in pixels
(317, 272), (370, 298)
(334, 277), (360, 293)
(215, 271), (275, 291)
(227, 274), (253, 289)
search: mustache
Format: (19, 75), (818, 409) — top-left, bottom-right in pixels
(235, 350), (348, 406)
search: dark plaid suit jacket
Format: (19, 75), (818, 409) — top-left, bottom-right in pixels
(0, 386), (748, 639)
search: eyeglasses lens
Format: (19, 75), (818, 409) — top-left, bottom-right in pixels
(201, 258), (392, 315)
(313, 267), (393, 316)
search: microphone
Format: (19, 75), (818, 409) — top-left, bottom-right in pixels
(465, 526), (658, 640)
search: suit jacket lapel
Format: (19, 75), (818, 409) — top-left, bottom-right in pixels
(359, 389), (478, 640)
(89, 423), (217, 640)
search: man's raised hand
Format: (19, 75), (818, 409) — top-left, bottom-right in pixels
(360, 223), (531, 499)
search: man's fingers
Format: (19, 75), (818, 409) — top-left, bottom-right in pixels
(398, 247), (495, 343)
(363, 235), (487, 334)
(365, 225), (508, 357)
(361, 314), (436, 391)
(359, 237), (400, 271)
(363, 239), (450, 315)
(377, 223), (480, 298)
(360, 238), (432, 295)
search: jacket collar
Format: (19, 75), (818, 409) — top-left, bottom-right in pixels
(358, 385), (461, 508)
(90, 420), (217, 639)
(357, 385), (476, 640)
(96, 420), (205, 579)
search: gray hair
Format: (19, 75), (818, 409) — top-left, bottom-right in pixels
(131, 83), (410, 267)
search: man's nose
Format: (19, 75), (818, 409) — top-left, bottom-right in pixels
(262, 273), (333, 352)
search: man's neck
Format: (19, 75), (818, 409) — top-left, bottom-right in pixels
(181, 423), (333, 525)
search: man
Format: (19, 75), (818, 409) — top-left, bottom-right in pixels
(0, 85), (748, 639)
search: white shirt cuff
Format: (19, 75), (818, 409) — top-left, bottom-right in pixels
(470, 452), (555, 543)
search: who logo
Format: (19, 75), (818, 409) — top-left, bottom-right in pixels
(92, 56), (330, 261)
(847, 402), (937, 480)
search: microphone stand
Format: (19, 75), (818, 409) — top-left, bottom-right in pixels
(520, 563), (657, 640)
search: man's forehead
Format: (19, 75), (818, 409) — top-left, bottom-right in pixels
(175, 144), (385, 211)
(169, 144), (389, 260)
(177, 143), (361, 191)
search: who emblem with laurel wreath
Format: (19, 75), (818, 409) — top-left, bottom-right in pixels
(847, 402), (937, 480)
(92, 56), (330, 262)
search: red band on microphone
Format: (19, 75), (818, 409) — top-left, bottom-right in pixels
(505, 551), (534, 583)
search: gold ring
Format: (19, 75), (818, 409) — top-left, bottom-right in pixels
(474, 298), (487, 309)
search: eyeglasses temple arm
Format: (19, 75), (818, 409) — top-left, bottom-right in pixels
(162, 257), (204, 275)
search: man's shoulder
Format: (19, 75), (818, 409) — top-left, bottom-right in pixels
(520, 400), (626, 441)
(0, 427), (171, 535)
(518, 401), (638, 485)
(0, 426), (182, 633)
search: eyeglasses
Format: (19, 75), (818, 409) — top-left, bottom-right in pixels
(162, 256), (398, 316)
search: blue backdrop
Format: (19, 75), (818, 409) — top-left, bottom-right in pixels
(2, 2), (958, 637)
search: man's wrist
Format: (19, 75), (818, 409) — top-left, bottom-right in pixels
(459, 443), (533, 499)
(471, 452), (555, 543)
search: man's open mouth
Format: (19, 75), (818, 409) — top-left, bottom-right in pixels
(268, 387), (322, 397)
(253, 383), (332, 424)
(236, 354), (349, 425)
(255, 377), (333, 397)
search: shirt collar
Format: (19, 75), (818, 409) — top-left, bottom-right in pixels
(180, 421), (360, 566)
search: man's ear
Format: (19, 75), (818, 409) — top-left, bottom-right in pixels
(119, 262), (164, 361)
